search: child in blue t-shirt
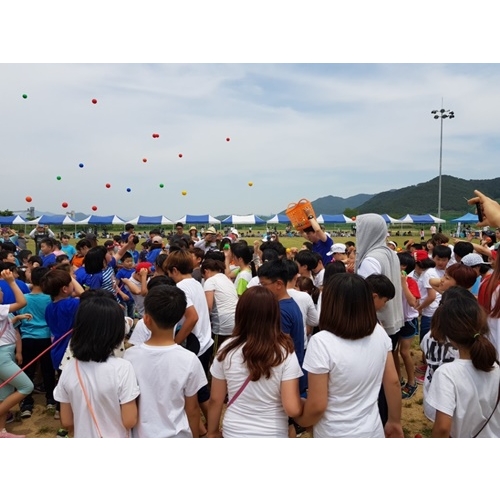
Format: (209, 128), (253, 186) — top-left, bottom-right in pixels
(60, 235), (77, 261)
(14, 266), (55, 417)
(116, 252), (136, 318)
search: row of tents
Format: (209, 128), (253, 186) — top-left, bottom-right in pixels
(0, 212), (480, 226)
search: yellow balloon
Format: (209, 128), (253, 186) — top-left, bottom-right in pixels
(248, 181), (253, 187)
(182, 190), (187, 196)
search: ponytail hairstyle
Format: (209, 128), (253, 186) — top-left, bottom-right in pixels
(432, 286), (497, 371)
(231, 242), (256, 277)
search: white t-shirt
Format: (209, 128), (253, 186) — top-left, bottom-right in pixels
(287, 288), (319, 348)
(128, 318), (152, 346)
(357, 257), (382, 277)
(426, 359), (500, 438)
(177, 278), (214, 356)
(124, 343), (207, 438)
(421, 267), (445, 317)
(312, 268), (325, 288)
(246, 275), (260, 288)
(125, 276), (145, 316)
(303, 324), (391, 438)
(234, 268), (252, 295)
(0, 305), (17, 346)
(210, 344), (303, 438)
(420, 332), (459, 421)
(53, 357), (140, 438)
(203, 273), (238, 335)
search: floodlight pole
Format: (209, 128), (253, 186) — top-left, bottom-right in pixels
(431, 106), (455, 220)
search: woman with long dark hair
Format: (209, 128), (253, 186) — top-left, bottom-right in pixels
(207, 286), (303, 437)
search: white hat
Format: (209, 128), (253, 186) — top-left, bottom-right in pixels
(327, 243), (347, 256)
(461, 253), (491, 267)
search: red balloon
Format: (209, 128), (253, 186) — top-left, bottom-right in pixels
(25, 196), (32, 203)
(178, 153), (183, 158)
(62, 202), (68, 208)
(105, 183), (111, 188)
(152, 133), (159, 138)
(92, 205), (97, 211)
(142, 158), (147, 163)
(91, 98), (97, 104)
(226, 137), (230, 142)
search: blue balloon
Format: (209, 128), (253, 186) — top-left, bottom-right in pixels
(79, 163), (84, 168)
(126, 188), (131, 192)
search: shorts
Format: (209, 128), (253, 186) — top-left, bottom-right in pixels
(0, 344), (34, 401)
(398, 319), (418, 340)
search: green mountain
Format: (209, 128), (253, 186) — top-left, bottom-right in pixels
(311, 193), (374, 214)
(355, 175), (500, 218)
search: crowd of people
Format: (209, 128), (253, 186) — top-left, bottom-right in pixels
(0, 189), (499, 438)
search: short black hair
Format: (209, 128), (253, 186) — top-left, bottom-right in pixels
(71, 296), (125, 362)
(453, 241), (474, 259)
(295, 250), (319, 271)
(147, 275), (176, 291)
(28, 255), (43, 266)
(432, 245), (452, 260)
(76, 239), (92, 251)
(144, 285), (187, 329)
(40, 237), (55, 248)
(365, 274), (396, 300)
(121, 252), (133, 262)
(31, 266), (50, 286)
(257, 259), (288, 284)
(84, 246), (107, 274)
(125, 223), (134, 231)
(282, 259), (299, 282)
(397, 251), (416, 274)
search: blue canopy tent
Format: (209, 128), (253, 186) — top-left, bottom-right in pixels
(316, 214), (351, 224)
(398, 214), (446, 224)
(450, 213), (479, 223)
(125, 215), (174, 225)
(266, 214), (291, 224)
(380, 214), (400, 224)
(26, 215), (77, 225)
(175, 214), (221, 225)
(221, 215), (266, 225)
(0, 215), (27, 225)
(75, 215), (126, 225)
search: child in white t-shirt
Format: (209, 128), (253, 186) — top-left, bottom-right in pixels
(427, 287), (500, 438)
(0, 269), (33, 438)
(124, 285), (207, 437)
(53, 294), (140, 438)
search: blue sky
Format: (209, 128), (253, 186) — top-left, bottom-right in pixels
(1, 63), (500, 219)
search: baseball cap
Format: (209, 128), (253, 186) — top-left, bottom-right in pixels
(85, 233), (98, 240)
(461, 253), (491, 267)
(413, 250), (429, 263)
(327, 243), (347, 256)
(205, 226), (217, 235)
(151, 235), (163, 244)
(135, 262), (153, 273)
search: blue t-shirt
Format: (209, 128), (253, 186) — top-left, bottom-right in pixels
(116, 268), (135, 302)
(0, 279), (30, 305)
(279, 297), (306, 395)
(470, 275), (482, 296)
(313, 235), (334, 267)
(45, 297), (80, 370)
(17, 293), (52, 339)
(42, 253), (57, 267)
(146, 248), (162, 265)
(61, 244), (77, 260)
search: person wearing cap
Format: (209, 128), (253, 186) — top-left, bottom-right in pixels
(301, 211), (334, 267)
(121, 262), (153, 318)
(85, 233), (99, 248)
(188, 226), (199, 242)
(194, 226), (219, 254)
(327, 243), (348, 265)
(387, 241), (397, 251)
(169, 223), (191, 247)
(146, 236), (165, 265)
(461, 252), (493, 297)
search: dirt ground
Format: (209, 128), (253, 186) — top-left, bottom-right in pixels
(5, 340), (432, 438)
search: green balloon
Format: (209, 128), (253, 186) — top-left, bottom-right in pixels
(56, 176), (61, 180)
(159, 183), (164, 188)
(22, 94), (27, 99)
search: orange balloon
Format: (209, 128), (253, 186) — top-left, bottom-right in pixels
(25, 196), (32, 203)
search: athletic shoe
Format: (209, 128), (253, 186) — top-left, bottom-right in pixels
(5, 412), (14, 424)
(0, 429), (25, 438)
(54, 410), (60, 420)
(402, 382), (418, 399)
(33, 384), (46, 394)
(56, 428), (69, 438)
(20, 408), (32, 419)
(415, 374), (425, 385)
(400, 378), (406, 387)
(415, 364), (427, 374)
(46, 403), (56, 411)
